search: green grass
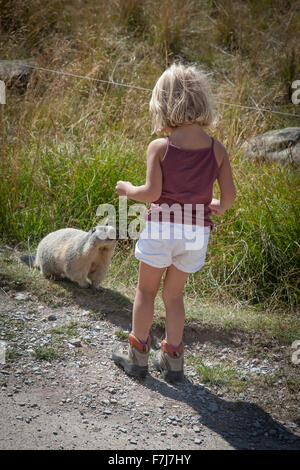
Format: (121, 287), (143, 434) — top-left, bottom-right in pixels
(48, 321), (80, 337)
(34, 347), (60, 361)
(0, 136), (146, 243)
(286, 374), (300, 394)
(114, 330), (129, 340)
(0, 253), (73, 306)
(188, 354), (243, 389)
(6, 348), (20, 360)
(185, 300), (300, 344)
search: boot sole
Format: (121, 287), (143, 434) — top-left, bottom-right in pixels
(152, 357), (184, 383)
(112, 353), (148, 378)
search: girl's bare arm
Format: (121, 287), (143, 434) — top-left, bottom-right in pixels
(115, 139), (165, 203)
(209, 146), (236, 216)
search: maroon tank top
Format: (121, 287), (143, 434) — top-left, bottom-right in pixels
(147, 136), (219, 228)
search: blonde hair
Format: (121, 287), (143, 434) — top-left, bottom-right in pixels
(149, 63), (215, 136)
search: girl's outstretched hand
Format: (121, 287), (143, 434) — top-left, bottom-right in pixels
(115, 180), (133, 197)
(208, 198), (225, 216)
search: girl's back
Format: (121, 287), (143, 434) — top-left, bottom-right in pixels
(148, 126), (220, 228)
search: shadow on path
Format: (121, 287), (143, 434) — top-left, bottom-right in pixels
(138, 374), (300, 450)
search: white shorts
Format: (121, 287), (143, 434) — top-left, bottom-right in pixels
(135, 221), (211, 273)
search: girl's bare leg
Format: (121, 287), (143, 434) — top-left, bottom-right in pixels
(162, 264), (189, 346)
(132, 261), (166, 342)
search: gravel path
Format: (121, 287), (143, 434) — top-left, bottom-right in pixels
(0, 289), (299, 450)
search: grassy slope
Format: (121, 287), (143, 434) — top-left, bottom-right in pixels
(0, 0), (299, 312)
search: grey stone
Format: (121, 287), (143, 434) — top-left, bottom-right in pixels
(47, 315), (57, 321)
(129, 439), (137, 444)
(194, 438), (203, 444)
(241, 127), (300, 165)
(14, 293), (29, 301)
(68, 338), (82, 347)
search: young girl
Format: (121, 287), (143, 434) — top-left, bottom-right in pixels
(112, 63), (236, 382)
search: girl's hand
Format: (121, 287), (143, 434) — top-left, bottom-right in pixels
(208, 198), (225, 216)
(115, 180), (133, 197)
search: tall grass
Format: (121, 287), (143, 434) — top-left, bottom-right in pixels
(0, 0), (299, 311)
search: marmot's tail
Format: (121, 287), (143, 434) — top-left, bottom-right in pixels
(20, 254), (37, 268)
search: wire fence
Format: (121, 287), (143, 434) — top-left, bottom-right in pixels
(22, 64), (300, 119)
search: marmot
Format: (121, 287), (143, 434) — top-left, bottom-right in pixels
(21, 225), (116, 288)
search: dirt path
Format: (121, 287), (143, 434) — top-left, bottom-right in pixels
(0, 284), (299, 450)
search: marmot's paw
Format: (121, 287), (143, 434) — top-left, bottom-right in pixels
(78, 280), (90, 288)
(92, 286), (104, 293)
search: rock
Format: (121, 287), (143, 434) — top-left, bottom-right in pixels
(194, 438), (203, 444)
(129, 439), (137, 444)
(241, 127), (300, 165)
(68, 338), (82, 347)
(26, 349), (35, 356)
(47, 315), (57, 321)
(14, 293), (29, 301)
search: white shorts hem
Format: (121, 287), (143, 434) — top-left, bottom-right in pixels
(135, 254), (170, 269)
(172, 261), (205, 274)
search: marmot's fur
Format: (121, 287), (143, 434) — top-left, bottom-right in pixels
(21, 226), (116, 288)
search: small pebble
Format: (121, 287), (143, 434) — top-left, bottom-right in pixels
(194, 438), (203, 444)
(47, 315), (57, 321)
